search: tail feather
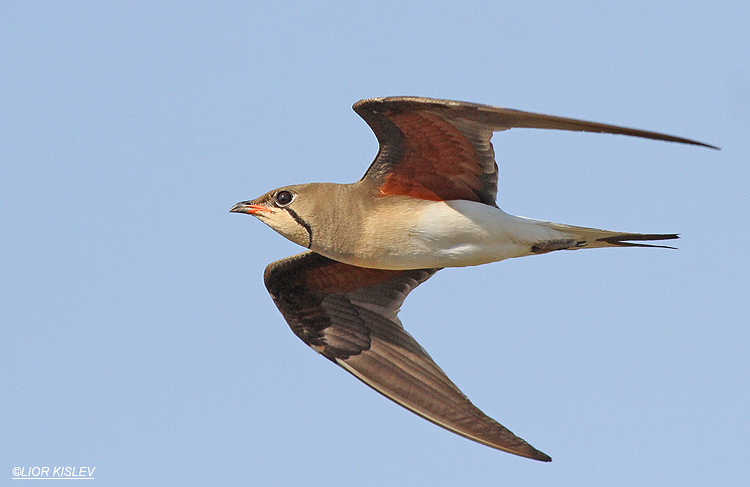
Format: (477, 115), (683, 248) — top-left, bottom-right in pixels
(538, 221), (679, 250)
(595, 233), (679, 249)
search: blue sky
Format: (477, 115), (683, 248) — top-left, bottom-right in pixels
(2, 1), (748, 485)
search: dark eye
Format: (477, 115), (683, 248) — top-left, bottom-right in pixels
(275, 190), (293, 206)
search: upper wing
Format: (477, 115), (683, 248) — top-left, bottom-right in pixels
(264, 251), (551, 461)
(354, 96), (717, 206)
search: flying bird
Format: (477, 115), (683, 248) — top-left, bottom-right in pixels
(231, 97), (715, 461)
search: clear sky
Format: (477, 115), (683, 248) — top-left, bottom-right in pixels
(2, 2), (748, 485)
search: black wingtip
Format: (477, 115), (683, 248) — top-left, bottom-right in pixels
(533, 451), (553, 462)
(686, 140), (720, 150)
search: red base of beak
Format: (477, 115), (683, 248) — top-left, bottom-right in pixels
(230, 203), (271, 214)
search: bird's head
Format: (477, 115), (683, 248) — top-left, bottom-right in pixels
(230, 183), (344, 249)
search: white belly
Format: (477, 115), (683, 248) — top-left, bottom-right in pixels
(314, 199), (568, 270)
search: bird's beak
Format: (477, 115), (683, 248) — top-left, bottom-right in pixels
(229, 202), (272, 214)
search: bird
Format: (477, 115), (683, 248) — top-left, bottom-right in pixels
(230, 97), (715, 462)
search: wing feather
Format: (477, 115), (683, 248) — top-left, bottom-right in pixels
(354, 96), (716, 206)
(263, 251), (551, 461)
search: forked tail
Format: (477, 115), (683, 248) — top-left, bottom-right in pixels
(591, 232), (679, 249)
(535, 221), (679, 252)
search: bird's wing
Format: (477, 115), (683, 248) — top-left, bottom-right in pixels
(264, 250), (551, 461)
(354, 96), (716, 206)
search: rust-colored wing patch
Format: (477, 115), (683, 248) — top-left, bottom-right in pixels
(355, 98), (499, 206)
(377, 112), (486, 202)
(302, 258), (400, 293)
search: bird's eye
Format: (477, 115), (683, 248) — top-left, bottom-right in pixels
(275, 190), (293, 206)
